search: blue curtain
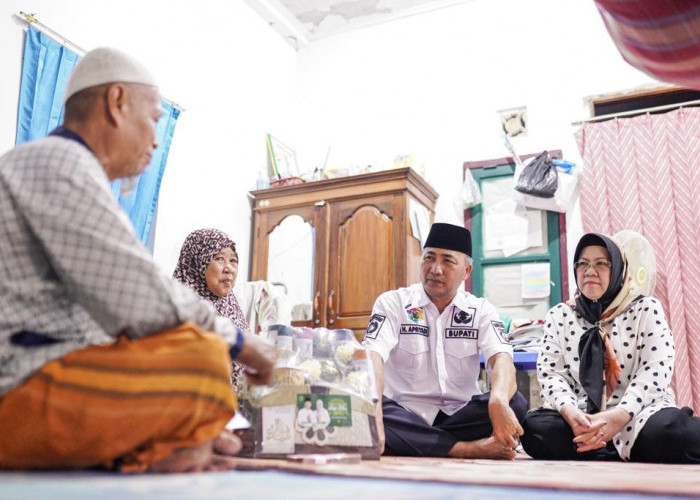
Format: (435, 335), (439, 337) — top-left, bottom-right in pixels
(15, 27), (79, 144)
(15, 26), (180, 249)
(110, 101), (180, 243)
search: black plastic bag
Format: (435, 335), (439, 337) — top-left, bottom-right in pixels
(514, 151), (558, 198)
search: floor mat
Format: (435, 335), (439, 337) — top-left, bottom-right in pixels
(0, 468), (694, 500)
(229, 455), (700, 497)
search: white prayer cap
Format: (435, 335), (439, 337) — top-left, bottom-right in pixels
(63, 47), (158, 104)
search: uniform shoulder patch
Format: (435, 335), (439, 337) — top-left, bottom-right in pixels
(490, 320), (508, 344)
(364, 314), (386, 340)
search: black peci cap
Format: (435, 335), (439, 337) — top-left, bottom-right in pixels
(424, 223), (472, 257)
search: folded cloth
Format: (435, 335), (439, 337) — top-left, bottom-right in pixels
(234, 281), (292, 334)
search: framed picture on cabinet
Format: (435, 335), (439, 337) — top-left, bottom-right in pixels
(266, 134), (299, 179)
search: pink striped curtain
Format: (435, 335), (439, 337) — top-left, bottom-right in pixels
(575, 107), (700, 411)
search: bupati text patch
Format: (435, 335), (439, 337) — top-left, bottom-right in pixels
(444, 328), (478, 339)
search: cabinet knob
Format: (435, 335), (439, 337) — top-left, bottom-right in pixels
(328, 319), (335, 325)
(327, 290), (335, 321)
(313, 291), (321, 325)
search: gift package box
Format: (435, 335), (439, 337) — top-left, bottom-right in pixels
(239, 326), (380, 460)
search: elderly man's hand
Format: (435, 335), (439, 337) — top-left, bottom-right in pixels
(488, 395), (524, 448)
(236, 334), (276, 386)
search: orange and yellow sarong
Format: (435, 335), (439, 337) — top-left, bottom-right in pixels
(0, 323), (236, 472)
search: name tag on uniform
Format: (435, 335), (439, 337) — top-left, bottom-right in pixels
(444, 328), (478, 339)
(400, 324), (429, 336)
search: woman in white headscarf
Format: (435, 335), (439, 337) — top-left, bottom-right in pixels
(521, 233), (700, 463)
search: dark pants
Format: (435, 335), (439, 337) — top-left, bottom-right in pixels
(383, 392), (528, 457)
(522, 407), (700, 463)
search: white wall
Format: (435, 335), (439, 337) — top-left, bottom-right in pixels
(288, 0), (659, 288)
(0, 0), (297, 280)
(0, 0), (661, 293)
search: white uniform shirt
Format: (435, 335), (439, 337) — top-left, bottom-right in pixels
(362, 283), (512, 425)
(538, 297), (676, 460)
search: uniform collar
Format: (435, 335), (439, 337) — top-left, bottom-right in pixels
(415, 285), (433, 308)
(452, 288), (474, 312)
(413, 284), (472, 313)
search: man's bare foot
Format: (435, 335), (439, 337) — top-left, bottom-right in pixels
(447, 436), (517, 460)
(149, 441), (215, 473)
(214, 431), (243, 456)
(149, 431), (243, 473)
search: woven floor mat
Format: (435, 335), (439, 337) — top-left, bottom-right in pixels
(230, 455), (700, 497)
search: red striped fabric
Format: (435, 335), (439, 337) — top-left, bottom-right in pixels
(595, 0), (700, 89)
(575, 107), (700, 412)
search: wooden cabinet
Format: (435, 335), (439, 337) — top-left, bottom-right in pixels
(249, 168), (438, 339)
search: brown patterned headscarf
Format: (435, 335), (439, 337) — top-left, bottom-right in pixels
(173, 228), (249, 331)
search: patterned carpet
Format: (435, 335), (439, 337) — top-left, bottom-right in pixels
(1, 456), (700, 499)
(230, 455), (700, 497)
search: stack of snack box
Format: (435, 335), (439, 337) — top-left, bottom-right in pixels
(240, 325), (380, 460)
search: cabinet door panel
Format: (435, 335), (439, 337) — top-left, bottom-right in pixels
(250, 205), (326, 327)
(327, 196), (395, 329)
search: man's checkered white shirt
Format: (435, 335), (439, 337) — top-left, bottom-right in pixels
(0, 136), (238, 396)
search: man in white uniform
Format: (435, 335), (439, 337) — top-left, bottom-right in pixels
(363, 223), (527, 458)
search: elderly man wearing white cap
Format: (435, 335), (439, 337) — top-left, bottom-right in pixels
(0, 48), (275, 472)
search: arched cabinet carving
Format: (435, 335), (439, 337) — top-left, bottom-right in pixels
(250, 168), (437, 340)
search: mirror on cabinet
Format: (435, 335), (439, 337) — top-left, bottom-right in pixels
(267, 215), (315, 322)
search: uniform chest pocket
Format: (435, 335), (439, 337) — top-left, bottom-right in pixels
(445, 340), (479, 381)
(393, 336), (430, 380)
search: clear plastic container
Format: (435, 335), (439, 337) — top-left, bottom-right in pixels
(293, 326), (314, 361)
(344, 348), (378, 402)
(312, 327), (333, 358)
(330, 328), (357, 369)
(269, 324), (297, 368)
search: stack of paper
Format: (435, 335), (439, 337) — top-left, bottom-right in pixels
(508, 319), (544, 352)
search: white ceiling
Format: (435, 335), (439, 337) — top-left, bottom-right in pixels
(245, 0), (470, 48)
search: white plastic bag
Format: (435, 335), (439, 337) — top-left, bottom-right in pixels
(460, 168), (483, 209)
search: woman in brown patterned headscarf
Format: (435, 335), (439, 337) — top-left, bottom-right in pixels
(173, 228), (249, 331)
(174, 229), (251, 393)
